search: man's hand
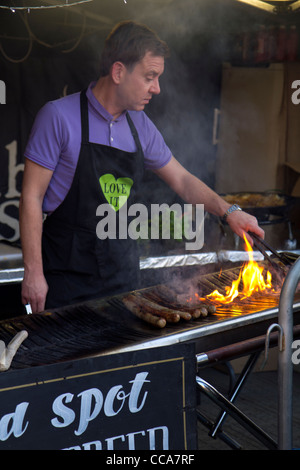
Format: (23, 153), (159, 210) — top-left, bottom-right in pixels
(226, 210), (265, 246)
(21, 270), (48, 314)
(19, 159), (53, 314)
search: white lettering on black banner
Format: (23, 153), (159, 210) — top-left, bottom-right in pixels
(0, 140), (24, 242)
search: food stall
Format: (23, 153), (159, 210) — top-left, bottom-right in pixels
(1, 0), (300, 451)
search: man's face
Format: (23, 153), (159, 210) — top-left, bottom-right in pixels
(117, 51), (164, 112)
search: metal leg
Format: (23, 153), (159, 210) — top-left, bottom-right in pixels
(196, 375), (277, 450)
(197, 410), (242, 449)
(223, 361), (236, 393)
(209, 352), (261, 438)
(278, 257), (300, 450)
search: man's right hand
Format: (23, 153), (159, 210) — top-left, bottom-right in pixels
(19, 159), (53, 314)
(21, 270), (49, 314)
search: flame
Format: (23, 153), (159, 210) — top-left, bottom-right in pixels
(202, 234), (277, 305)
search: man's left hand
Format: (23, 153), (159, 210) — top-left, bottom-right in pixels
(226, 210), (265, 246)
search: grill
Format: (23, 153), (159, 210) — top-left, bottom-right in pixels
(1, 261), (300, 370)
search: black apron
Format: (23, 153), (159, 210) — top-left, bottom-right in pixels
(42, 90), (144, 309)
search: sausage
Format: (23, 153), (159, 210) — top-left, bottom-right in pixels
(190, 309), (201, 319)
(122, 295), (166, 328)
(123, 284), (217, 328)
(206, 304), (216, 314)
(153, 285), (179, 303)
(188, 304), (216, 317)
(144, 288), (217, 320)
(199, 306), (208, 317)
(138, 292), (193, 321)
(133, 293), (184, 322)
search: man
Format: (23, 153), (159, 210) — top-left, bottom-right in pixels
(19, 21), (264, 314)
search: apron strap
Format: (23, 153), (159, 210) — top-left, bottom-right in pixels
(80, 89), (89, 144)
(126, 112), (143, 155)
(80, 88), (144, 159)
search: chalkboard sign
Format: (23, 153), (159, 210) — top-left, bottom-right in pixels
(0, 343), (196, 450)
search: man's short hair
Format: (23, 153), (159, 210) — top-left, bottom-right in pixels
(99, 20), (169, 76)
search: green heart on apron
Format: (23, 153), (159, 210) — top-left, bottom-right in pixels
(99, 173), (133, 211)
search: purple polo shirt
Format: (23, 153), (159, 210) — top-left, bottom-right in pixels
(24, 82), (172, 213)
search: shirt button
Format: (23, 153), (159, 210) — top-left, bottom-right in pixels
(111, 137), (114, 142)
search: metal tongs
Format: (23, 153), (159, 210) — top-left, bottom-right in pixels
(249, 231), (296, 273)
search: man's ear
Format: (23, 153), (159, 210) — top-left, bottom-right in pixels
(111, 61), (126, 84)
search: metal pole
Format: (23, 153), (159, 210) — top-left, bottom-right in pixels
(278, 257), (300, 450)
(196, 375), (277, 449)
(210, 352), (260, 438)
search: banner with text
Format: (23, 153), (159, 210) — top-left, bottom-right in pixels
(0, 343), (197, 450)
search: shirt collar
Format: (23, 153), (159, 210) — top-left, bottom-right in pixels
(86, 82), (127, 123)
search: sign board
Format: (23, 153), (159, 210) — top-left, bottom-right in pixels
(0, 343), (197, 450)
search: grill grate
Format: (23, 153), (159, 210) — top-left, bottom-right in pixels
(195, 266), (282, 316)
(1, 263), (298, 370)
(0, 305), (156, 369)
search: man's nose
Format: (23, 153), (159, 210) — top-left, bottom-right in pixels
(150, 78), (160, 95)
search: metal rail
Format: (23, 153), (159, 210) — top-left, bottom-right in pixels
(278, 257), (300, 450)
(196, 374), (277, 450)
(195, 258), (300, 450)
(195, 328), (298, 449)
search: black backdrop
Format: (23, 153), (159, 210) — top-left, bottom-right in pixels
(0, 0), (285, 244)
(0, 47), (101, 242)
(0, 0), (235, 244)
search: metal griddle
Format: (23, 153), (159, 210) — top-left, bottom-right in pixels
(1, 263), (299, 370)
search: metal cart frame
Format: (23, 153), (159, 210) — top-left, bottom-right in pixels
(196, 257), (300, 450)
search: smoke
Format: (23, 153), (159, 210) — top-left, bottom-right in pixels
(131, 0), (229, 182)
(85, 1), (252, 194)
(104, 0), (235, 285)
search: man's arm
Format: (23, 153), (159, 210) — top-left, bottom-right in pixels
(154, 156), (265, 244)
(19, 159), (54, 313)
